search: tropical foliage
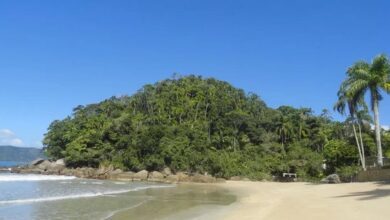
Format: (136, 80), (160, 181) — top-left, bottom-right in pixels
(43, 74), (387, 180)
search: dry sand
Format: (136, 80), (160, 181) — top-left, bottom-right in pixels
(213, 181), (390, 220)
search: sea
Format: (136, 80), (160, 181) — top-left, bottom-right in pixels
(0, 161), (27, 168)
(0, 163), (235, 220)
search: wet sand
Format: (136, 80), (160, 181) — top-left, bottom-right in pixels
(108, 183), (236, 220)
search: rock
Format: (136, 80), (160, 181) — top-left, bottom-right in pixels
(216, 178), (227, 183)
(109, 169), (123, 175)
(51, 161), (66, 172)
(230, 176), (242, 181)
(176, 172), (190, 182)
(148, 171), (165, 182)
(162, 167), (172, 176)
(85, 167), (97, 178)
(52, 164), (66, 172)
(31, 158), (45, 166)
(190, 174), (216, 183)
(44, 169), (61, 175)
(55, 159), (66, 166)
(20, 168), (42, 174)
(10, 167), (21, 173)
(33, 160), (65, 174)
(72, 167), (97, 178)
(96, 165), (114, 179)
(165, 174), (179, 183)
(133, 170), (148, 181)
(321, 174), (341, 184)
(60, 168), (74, 176)
(37, 160), (53, 171)
(110, 171), (135, 181)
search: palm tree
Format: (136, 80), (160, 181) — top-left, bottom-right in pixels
(295, 109), (310, 140)
(340, 54), (390, 166)
(276, 115), (293, 150)
(334, 90), (367, 170)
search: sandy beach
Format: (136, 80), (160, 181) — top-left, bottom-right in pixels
(213, 181), (390, 220)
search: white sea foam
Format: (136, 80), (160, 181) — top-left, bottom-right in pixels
(103, 200), (149, 220)
(114, 182), (126, 185)
(91, 181), (104, 185)
(0, 174), (76, 182)
(0, 185), (174, 205)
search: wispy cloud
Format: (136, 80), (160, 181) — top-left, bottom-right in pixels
(0, 129), (24, 147)
(0, 129), (15, 138)
(370, 124), (390, 131)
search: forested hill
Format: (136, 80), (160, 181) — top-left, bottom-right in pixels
(43, 75), (386, 180)
(0, 146), (44, 162)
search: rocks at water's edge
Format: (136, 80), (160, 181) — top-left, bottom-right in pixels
(321, 174), (341, 184)
(11, 159), (223, 184)
(133, 170), (148, 181)
(148, 171), (165, 182)
(31, 158), (45, 166)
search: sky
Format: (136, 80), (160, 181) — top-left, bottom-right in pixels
(0, 0), (389, 148)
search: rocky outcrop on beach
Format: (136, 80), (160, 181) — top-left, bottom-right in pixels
(321, 174), (341, 184)
(11, 159), (222, 184)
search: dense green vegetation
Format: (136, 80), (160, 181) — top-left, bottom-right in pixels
(43, 73), (389, 180)
(0, 145), (45, 162)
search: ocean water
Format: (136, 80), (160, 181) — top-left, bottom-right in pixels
(0, 173), (235, 220)
(0, 161), (27, 167)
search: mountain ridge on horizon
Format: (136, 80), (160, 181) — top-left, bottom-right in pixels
(0, 145), (45, 162)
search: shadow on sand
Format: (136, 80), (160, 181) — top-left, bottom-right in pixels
(335, 181), (390, 200)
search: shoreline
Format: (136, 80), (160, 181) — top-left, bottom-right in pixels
(4, 171), (390, 219)
(10, 159), (227, 184)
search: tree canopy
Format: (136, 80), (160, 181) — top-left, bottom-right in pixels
(43, 75), (385, 180)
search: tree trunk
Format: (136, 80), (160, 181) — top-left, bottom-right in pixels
(357, 123), (366, 170)
(352, 123), (364, 169)
(373, 97), (383, 166)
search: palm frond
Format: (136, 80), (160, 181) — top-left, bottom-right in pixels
(382, 82), (390, 93)
(347, 61), (370, 79)
(346, 79), (368, 97)
(371, 54), (390, 75)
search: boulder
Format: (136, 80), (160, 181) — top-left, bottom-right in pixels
(133, 170), (148, 181)
(230, 176), (242, 181)
(20, 168), (42, 174)
(55, 159), (66, 166)
(190, 174), (216, 183)
(216, 178), (227, 183)
(148, 171), (165, 182)
(10, 167), (21, 173)
(60, 168), (75, 176)
(162, 167), (172, 176)
(31, 158), (45, 166)
(84, 167), (97, 178)
(109, 169), (123, 175)
(96, 165), (114, 179)
(34, 160), (65, 174)
(321, 174), (341, 184)
(111, 171), (135, 181)
(37, 160), (53, 171)
(73, 167), (97, 178)
(176, 172), (190, 182)
(165, 174), (179, 183)
(43, 169), (61, 175)
(50, 161), (66, 172)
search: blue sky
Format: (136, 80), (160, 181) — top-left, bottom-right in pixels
(0, 0), (389, 148)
